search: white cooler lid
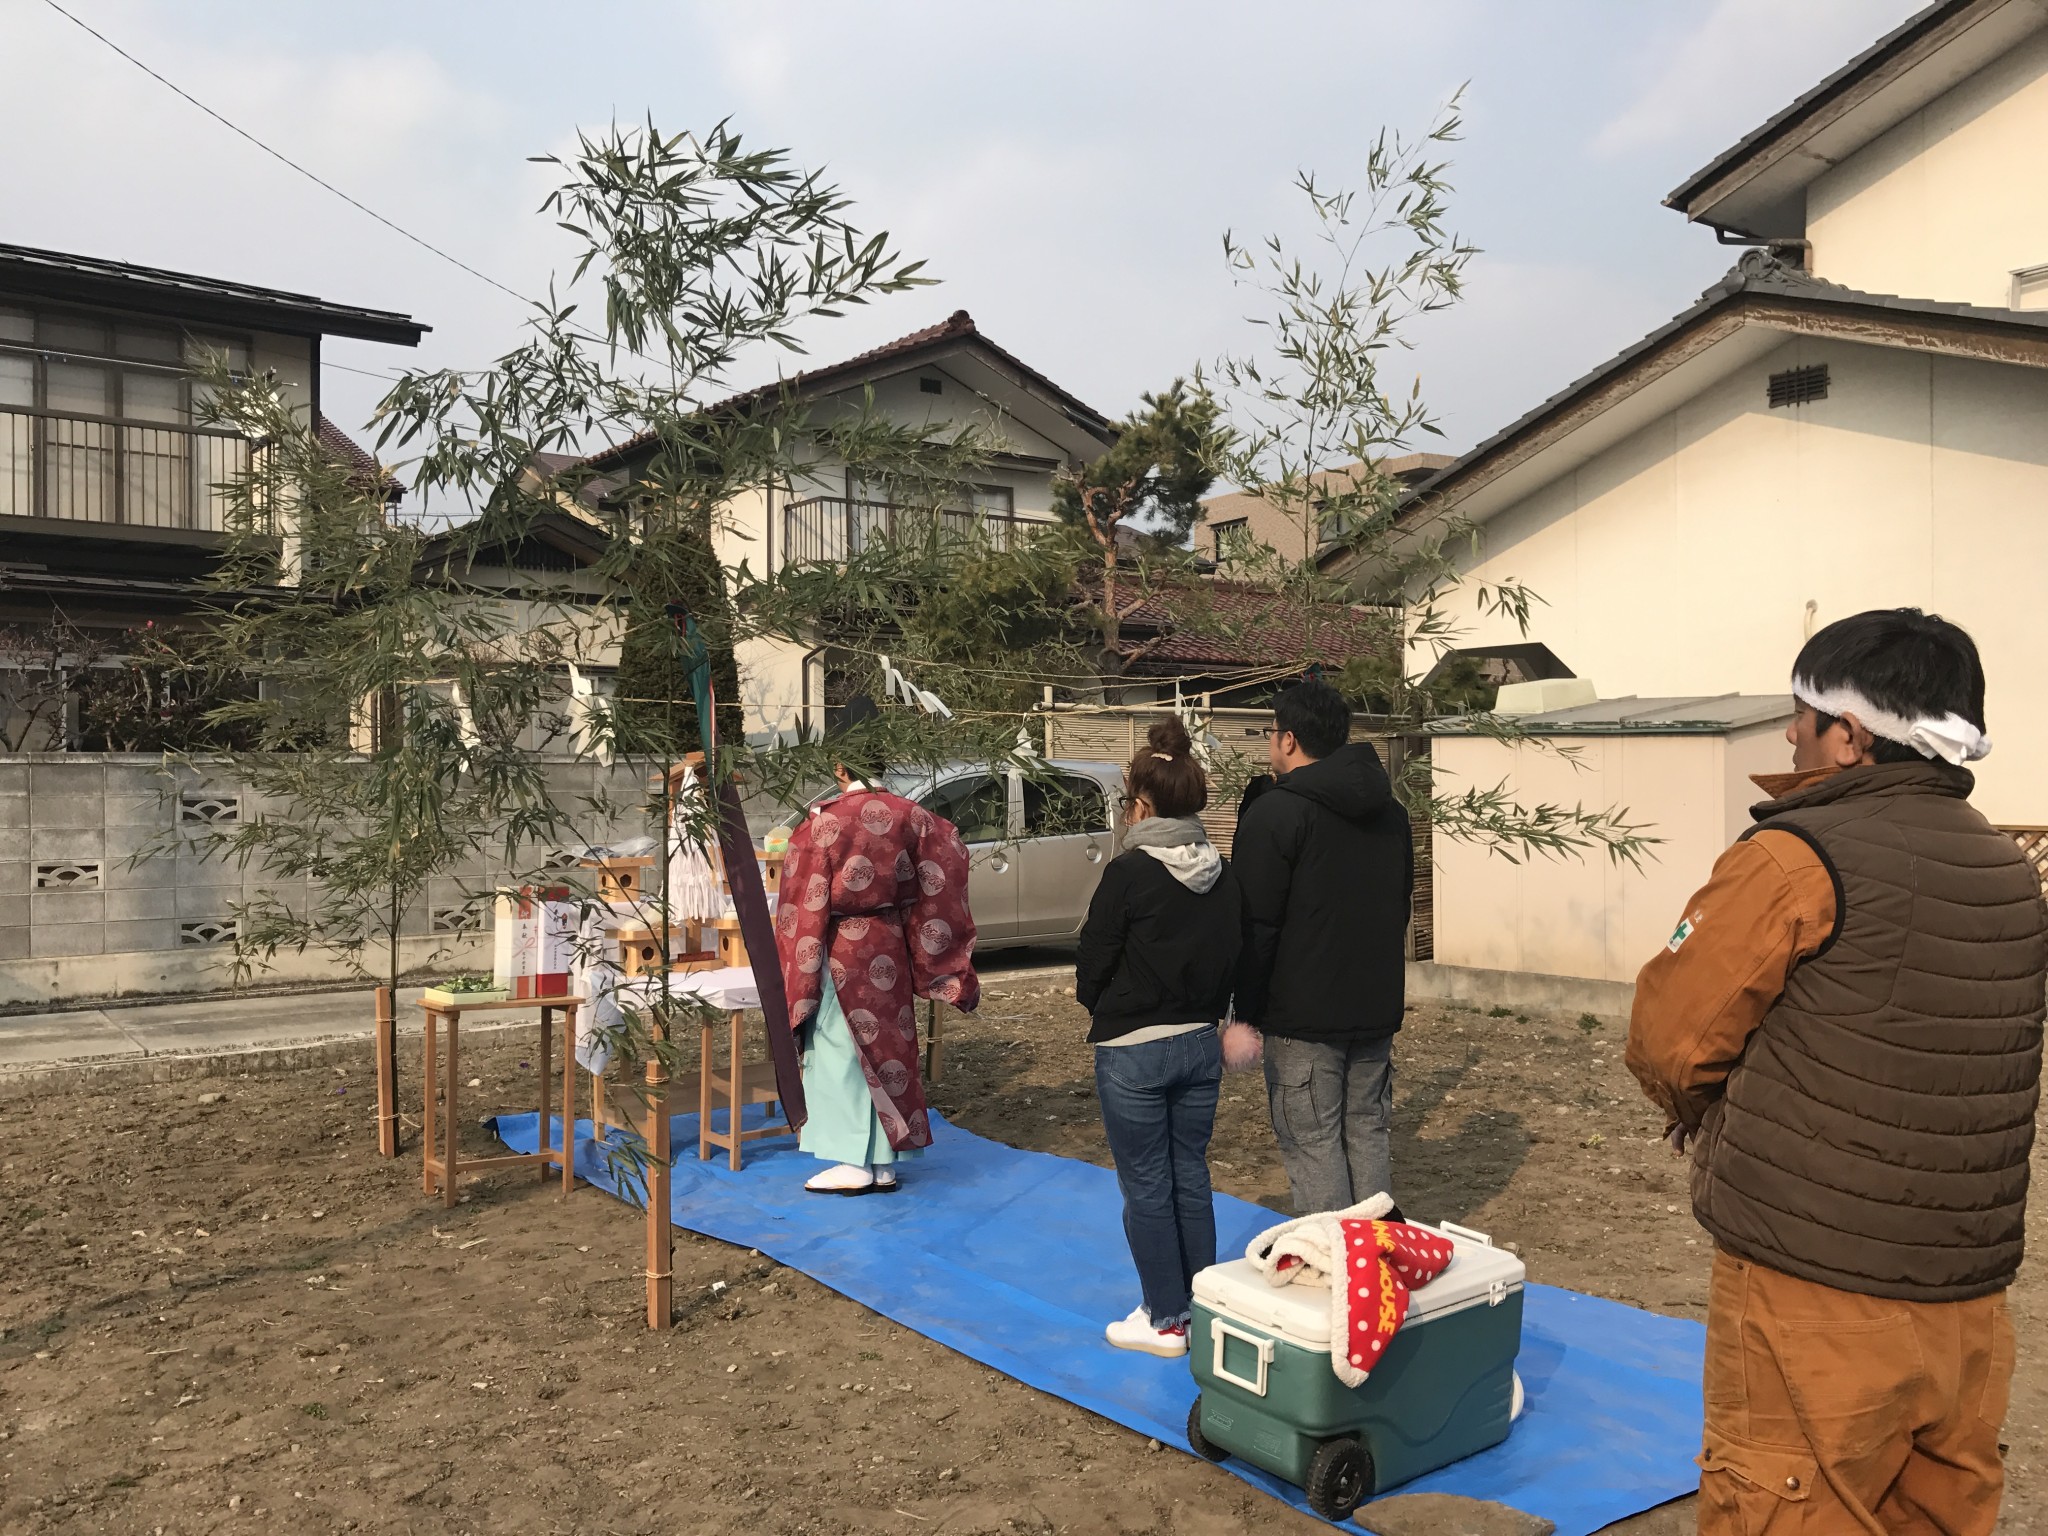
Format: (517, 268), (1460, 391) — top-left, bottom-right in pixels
(1193, 1221), (1526, 1353)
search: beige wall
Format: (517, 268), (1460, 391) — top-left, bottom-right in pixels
(1419, 334), (2048, 824)
(1431, 724), (1789, 983)
(1806, 27), (2048, 307)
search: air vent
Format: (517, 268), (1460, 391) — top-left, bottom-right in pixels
(179, 792), (241, 825)
(919, 376), (942, 395)
(180, 919), (238, 946)
(1768, 365), (1829, 408)
(35, 861), (102, 890)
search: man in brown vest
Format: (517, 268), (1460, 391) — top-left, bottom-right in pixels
(1628, 609), (2045, 1536)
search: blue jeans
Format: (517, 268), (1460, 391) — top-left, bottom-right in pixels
(1094, 1029), (1223, 1328)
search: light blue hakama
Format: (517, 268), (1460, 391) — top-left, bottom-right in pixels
(798, 973), (922, 1168)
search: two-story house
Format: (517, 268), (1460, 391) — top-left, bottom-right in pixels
(570, 308), (1119, 743)
(0, 242), (426, 731)
(1198, 454), (1452, 565)
(1330, 0), (2048, 830)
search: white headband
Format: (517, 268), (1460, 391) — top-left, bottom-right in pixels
(1792, 678), (1991, 766)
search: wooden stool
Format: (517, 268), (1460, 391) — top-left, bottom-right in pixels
(696, 1008), (787, 1170)
(418, 995), (585, 1208)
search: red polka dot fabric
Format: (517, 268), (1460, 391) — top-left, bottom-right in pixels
(1337, 1220), (1456, 1385)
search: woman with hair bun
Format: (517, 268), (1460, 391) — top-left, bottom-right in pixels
(1075, 718), (1244, 1357)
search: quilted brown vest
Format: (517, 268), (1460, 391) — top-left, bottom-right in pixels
(1693, 760), (2047, 1301)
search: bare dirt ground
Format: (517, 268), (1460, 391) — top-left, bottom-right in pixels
(2, 978), (2043, 1535)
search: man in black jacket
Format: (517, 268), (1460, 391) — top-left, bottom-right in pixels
(1235, 680), (1413, 1213)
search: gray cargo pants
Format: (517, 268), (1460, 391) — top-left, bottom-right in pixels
(1261, 1034), (1394, 1215)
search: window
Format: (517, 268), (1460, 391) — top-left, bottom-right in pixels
(2013, 264), (2048, 311)
(920, 774), (1009, 844)
(1211, 516), (1250, 556)
(1022, 774), (1110, 838)
(1767, 364), (1829, 408)
(0, 305), (253, 529)
(919, 376), (943, 395)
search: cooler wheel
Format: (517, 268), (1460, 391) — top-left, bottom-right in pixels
(1304, 1436), (1374, 1522)
(1186, 1398), (1228, 1463)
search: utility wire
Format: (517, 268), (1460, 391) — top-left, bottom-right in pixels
(39, 0), (531, 308)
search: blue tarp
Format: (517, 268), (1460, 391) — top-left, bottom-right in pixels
(492, 1107), (1701, 1534)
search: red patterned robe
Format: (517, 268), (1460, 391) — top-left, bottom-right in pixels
(774, 788), (980, 1151)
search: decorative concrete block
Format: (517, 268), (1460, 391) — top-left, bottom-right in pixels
(106, 887), (177, 921)
(106, 919), (179, 954)
(31, 922), (105, 958)
(29, 888), (104, 926)
(31, 827), (106, 862)
(29, 795), (106, 831)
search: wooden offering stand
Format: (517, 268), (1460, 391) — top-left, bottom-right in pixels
(416, 993), (585, 1209)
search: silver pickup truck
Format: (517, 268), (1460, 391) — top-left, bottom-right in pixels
(811, 759), (1125, 949)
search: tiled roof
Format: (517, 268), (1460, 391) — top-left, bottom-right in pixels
(316, 414), (403, 499)
(1112, 579), (1391, 675)
(578, 309), (1112, 470)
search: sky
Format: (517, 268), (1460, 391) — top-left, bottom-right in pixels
(3, 0), (1928, 511)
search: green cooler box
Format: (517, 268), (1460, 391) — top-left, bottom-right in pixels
(1186, 1221), (1526, 1522)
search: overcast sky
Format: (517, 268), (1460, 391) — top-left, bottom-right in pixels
(5, 0), (1925, 505)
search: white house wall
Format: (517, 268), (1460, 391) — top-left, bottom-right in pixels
(250, 331), (316, 415)
(1424, 334), (2048, 824)
(1806, 26), (2048, 307)
(1432, 724), (1790, 983)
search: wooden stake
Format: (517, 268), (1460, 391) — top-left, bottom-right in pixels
(421, 1007), (439, 1196)
(374, 986), (397, 1158)
(645, 1014), (673, 1328)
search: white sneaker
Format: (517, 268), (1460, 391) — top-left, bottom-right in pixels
(804, 1163), (877, 1195)
(1105, 1306), (1189, 1358)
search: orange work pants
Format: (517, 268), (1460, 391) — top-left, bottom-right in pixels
(1698, 1250), (2014, 1535)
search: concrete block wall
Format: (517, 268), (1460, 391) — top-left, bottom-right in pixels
(0, 754), (654, 1006)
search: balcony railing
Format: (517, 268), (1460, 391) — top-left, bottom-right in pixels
(1, 404), (253, 535)
(780, 495), (1047, 567)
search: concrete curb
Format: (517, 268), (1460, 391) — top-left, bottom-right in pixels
(0, 1020), (542, 1102)
(1406, 959), (1635, 1019)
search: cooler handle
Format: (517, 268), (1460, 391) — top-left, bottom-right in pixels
(1210, 1319), (1275, 1397)
(1438, 1221), (1492, 1247)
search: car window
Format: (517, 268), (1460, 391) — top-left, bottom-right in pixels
(920, 774), (1008, 843)
(1022, 774), (1110, 838)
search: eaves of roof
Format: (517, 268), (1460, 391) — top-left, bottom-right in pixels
(578, 309), (1114, 472)
(1662, 0), (2028, 235)
(1330, 252), (2048, 567)
(0, 242), (428, 346)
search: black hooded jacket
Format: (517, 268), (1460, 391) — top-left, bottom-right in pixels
(1233, 742), (1413, 1041)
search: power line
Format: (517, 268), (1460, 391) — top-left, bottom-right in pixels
(39, 0), (529, 308)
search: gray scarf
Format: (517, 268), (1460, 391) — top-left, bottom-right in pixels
(1121, 814), (1223, 893)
